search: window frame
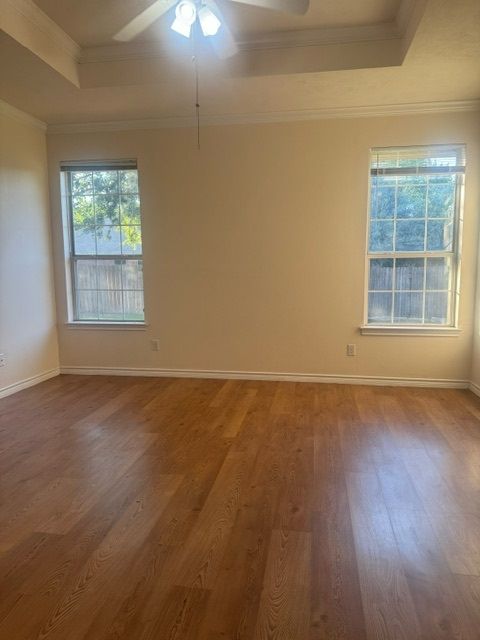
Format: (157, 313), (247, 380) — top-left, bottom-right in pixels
(60, 160), (146, 327)
(362, 144), (465, 334)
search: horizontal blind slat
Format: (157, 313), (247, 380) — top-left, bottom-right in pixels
(371, 165), (465, 176)
(60, 159), (137, 171)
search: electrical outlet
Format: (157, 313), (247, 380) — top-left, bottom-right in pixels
(346, 344), (356, 357)
(150, 339), (160, 352)
(0, 353), (6, 367)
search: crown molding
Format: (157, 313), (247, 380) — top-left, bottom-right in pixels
(47, 100), (480, 134)
(79, 22), (401, 64)
(3, 0), (81, 59)
(0, 98), (46, 131)
(241, 21), (400, 51)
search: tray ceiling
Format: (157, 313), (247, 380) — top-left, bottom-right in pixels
(0, 0), (478, 126)
(34, 0), (403, 46)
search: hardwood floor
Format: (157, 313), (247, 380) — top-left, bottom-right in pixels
(0, 375), (479, 639)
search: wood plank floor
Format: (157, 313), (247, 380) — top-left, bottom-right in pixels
(0, 375), (479, 639)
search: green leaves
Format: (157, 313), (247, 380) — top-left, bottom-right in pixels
(70, 170), (142, 254)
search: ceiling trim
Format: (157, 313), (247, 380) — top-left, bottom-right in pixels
(79, 22), (401, 64)
(46, 100), (480, 134)
(0, 98), (46, 131)
(240, 22), (400, 51)
(4, 0), (81, 59)
(0, 0), (80, 85)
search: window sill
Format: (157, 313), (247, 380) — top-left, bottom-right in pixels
(65, 322), (148, 331)
(360, 325), (461, 337)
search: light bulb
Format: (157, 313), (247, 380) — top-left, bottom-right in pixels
(171, 0), (197, 38)
(177, 0), (196, 23)
(198, 5), (221, 37)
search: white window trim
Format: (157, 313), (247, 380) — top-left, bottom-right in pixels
(362, 144), (465, 334)
(65, 321), (148, 331)
(360, 325), (461, 336)
(60, 159), (147, 327)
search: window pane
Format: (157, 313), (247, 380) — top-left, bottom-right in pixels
(121, 226), (142, 254)
(425, 291), (449, 324)
(427, 177), (455, 218)
(76, 290), (98, 320)
(123, 260), (143, 290)
(368, 292), (392, 323)
(426, 219), (453, 251)
(94, 194), (120, 225)
(124, 291), (144, 321)
(369, 259), (393, 291)
(97, 259), (123, 290)
(95, 226), (122, 254)
(98, 290), (123, 320)
(119, 170), (138, 193)
(369, 220), (394, 252)
(71, 171), (93, 195)
(120, 194), (141, 224)
(93, 170), (119, 194)
(370, 177), (396, 219)
(72, 196), (95, 229)
(426, 257), (450, 290)
(395, 219), (425, 251)
(396, 176), (427, 218)
(394, 292), (423, 323)
(425, 292), (449, 324)
(74, 228), (96, 255)
(75, 259), (97, 289)
(395, 258), (424, 291)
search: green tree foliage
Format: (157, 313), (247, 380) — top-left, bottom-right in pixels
(71, 170), (141, 252)
(370, 173), (456, 252)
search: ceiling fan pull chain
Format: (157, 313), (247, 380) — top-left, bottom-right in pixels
(192, 28), (201, 150)
(195, 56), (200, 150)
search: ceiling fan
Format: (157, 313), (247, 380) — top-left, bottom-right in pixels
(114, 0), (310, 58)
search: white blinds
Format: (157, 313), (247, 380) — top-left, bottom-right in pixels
(371, 145), (466, 176)
(60, 159), (137, 172)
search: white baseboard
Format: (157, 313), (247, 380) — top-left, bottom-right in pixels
(468, 381), (480, 398)
(0, 365), (472, 400)
(59, 366), (469, 389)
(0, 368), (60, 399)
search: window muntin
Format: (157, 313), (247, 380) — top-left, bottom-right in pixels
(366, 145), (465, 327)
(62, 161), (144, 323)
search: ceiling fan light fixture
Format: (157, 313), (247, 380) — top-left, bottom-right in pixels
(171, 0), (197, 38)
(198, 5), (221, 36)
(171, 16), (192, 37)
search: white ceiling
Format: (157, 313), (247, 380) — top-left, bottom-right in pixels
(0, 0), (478, 126)
(33, 0), (403, 45)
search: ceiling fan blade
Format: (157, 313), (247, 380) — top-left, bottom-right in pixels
(229, 0), (309, 15)
(206, 0), (239, 58)
(114, 0), (177, 41)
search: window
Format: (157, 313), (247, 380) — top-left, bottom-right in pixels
(365, 145), (465, 328)
(61, 160), (144, 323)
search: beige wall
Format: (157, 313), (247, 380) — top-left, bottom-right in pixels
(47, 112), (480, 382)
(0, 106), (59, 395)
(472, 322), (480, 389)
(471, 205), (480, 390)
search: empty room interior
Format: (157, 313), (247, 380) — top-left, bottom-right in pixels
(1, 0), (480, 638)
